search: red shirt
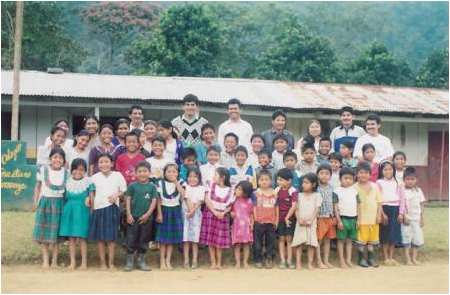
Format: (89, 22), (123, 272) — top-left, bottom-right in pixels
(370, 162), (379, 183)
(254, 189), (278, 224)
(277, 187), (298, 221)
(115, 152), (146, 185)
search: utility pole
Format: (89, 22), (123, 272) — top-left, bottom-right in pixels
(11, 1), (24, 140)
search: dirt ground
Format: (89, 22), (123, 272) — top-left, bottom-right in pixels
(2, 261), (448, 293)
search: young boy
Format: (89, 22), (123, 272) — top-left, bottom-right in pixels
(272, 134), (289, 170)
(229, 145), (256, 188)
(329, 152), (343, 189)
(146, 136), (171, 184)
(199, 145), (223, 189)
(401, 167), (426, 265)
(275, 168), (298, 269)
(354, 161), (382, 268)
(317, 137), (332, 165)
(316, 163), (337, 269)
(220, 132), (238, 169)
(283, 151), (301, 192)
(179, 147), (198, 183)
(115, 131), (146, 185)
(297, 142), (319, 176)
(255, 149), (276, 187)
(333, 167), (358, 268)
(253, 170), (279, 269)
(340, 141), (358, 170)
(124, 161), (158, 271)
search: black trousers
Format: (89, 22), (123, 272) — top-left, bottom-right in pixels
(125, 217), (153, 254)
(253, 223), (277, 263)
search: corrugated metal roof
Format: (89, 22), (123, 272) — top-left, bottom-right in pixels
(1, 70), (448, 115)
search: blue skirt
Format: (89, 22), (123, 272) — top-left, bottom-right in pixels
(380, 205), (402, 245)
(156, 206), (183, 244)
(88, 204), (120, 242)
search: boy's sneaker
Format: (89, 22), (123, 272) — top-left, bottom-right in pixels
(124, 254), (134, 272)
(278, 261), (287, 269)
(255, 262), (263, 269)
(368, 251), (379, 268)
(287, 263), (296, 269)
(358, 252), (369, 268)
(265, 259), (273, 269)
(136, 254), (151, 271)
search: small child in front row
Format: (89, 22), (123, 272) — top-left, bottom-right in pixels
(401, 167), (426, 265)
(231, 181), (254, 268)
(362, 143), (378, 182)
(329, 152), (343, 189)
(333, 167), (358, 268)
(291, 173), (322, 270)
(182, 168), (206, 269)
(124, 161), (158, 272)
(155, 163), (185, 270)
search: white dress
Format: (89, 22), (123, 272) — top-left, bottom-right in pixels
(182, 185), (205, 242)
(291, 192), (322, 247)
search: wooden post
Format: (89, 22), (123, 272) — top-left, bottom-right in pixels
(439, 130), (445, 203)
(11, 1), (24, 140)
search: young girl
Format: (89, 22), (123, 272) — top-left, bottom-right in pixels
(231, 181), (254, 269)
(146, 136), (171, 183)
(112, 118), (130, 147)
(156, 163), (184, 270)
(43, 119), (73, 149)
(291, 173), (322, 270)
(362, 143), (379, 182)
(393, 151), (407, 186)
(199, 145), (223, 189)
(229, 146), (256, 189)
(248, 134), (265, 168)
(66, 130), (90, 169)
(36, 126), (67, 167)
(143, 120), (159, 154)
(200, 167), (235, 269)
(158, 120), (184, 166)
(89, 124), (120, 175)
(376, 161), (406, 266)
(83, 115), (100, 150)
(59, 158), (93, 270)
(88, 153), (127, 270)
(134, 129), (152, 158)
(194, 123), (216, 165)
(33, 147), (69, 268)
(182, 168), (206, 269)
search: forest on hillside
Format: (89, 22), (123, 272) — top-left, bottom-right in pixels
(1, 1), (448, 88)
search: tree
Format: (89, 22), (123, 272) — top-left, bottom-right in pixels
(415, 48), (449, 89)
(127, 4), (223, 76)
(345, 42), (413, 86)
(1, 2), (86, 71)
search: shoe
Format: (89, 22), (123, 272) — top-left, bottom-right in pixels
(255, 262), (263, 269)
(124, 254), (135, 271)
(278, 261), (287, 269)
(368, 251), (379, 268)
(136, 254), (151, 271)
(265, 259), (273, 269)
(287, 263), (296, 269)
(191, 262), (198, 269)
(358, 252), (369, 268)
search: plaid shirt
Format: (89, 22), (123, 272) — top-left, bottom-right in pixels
(317, 184), (336, 217)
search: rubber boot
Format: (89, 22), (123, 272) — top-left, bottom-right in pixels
(136, 254), (151, 271)
(124, 254), (134, 271)
(368, 251), (379, 268)
(358, 251), (369, 268)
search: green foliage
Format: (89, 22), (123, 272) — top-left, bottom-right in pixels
(1, 2), (86, 72)
(416, 48), (449, 89)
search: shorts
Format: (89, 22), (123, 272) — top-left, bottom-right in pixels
(401, 220), (424, 248)
(336, 216), (357, 241)
(277, 218), (296, 237)
(357, 224), (379, 245)
(317, 217), (337, 240)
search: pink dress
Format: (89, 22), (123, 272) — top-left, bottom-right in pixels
(231, 198), (254, 245)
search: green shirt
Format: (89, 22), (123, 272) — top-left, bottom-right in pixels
(126, 181), (158, 217)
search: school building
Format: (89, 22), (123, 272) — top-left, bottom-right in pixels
(1, 70), (448, 200)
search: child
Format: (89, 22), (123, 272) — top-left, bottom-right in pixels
(377, 161), (406, 266)
(59, 158), (93, 270)
(229, 146), (256, 188)
(401, 167), (426, 265)
(333, 167), (358, 268)
(36, 126), (67, 168)
(193, 123), (216, 165)
(315, 164), (337, 269)
(200, 145), (223, 189)
(143, 120), (159, 154)
(220, 132), (238, 169)
(200, 167), (235, 269)
(33, 147), (69, 268)
(66, 129), (90, 169)
(158, 120), (184, 166)
(283, 151), (301, 191)
(393, 151), (407, 186)
(155, 163), (185, 270)
(272, 134), (289, 170)
(255, 150), (276, 187)
(112, 118), (130, 147)
(275, 168), (298, 269)
(231, 181), (254, 268)
(182, 168), (206, 269)
(179, 147), (198, 183)
(115, 131), (146, 185)
(124, 161), (158, 271)
(134, 129), (152, 158)
(362, 143), (379, 182)
(89, 153), (127, 270)
(297, 143), (319, 176)
(248, 134), (265, 168)
(355, 161), (383, 268)
(291, 173), (322, 270)
(146, 136), (171, 183)
(317, 137), (332, 165)
(340, 141), (358, 170)
(329, 152), (343, 189)
(89, 124), (120, 175)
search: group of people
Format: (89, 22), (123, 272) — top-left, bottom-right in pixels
(32, 94), (426, 272)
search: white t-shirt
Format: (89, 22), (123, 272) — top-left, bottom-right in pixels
(164, 139), (177, 162)
(404, 187), (426, 221)
(334, 185), (358, 217)
(146, 156), (172, 179)
(184, 185), (206, 205)
(91, 171), (127, 210)
(65, 145), (90, 168)
(272, 150), (285, 170)
(217, 119), (254, 151)
(331, 172), (341, 190)
(376, 178), (401, 204)
(220, 151), (236, 169)
(354, 133), (394, 163)
(208, 184), (235, 211)
(200, 162), (223, 189)
(157, 181), (181, 207)
(44, 136), (74, 150)
(248, 151), (259, 169)
(395, 170), (404, 187)
(36, 145), (68, 167)
(36, 166), (66, 198)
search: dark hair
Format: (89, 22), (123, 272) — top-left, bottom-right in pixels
(159, 120), (178, 139)
(236, 180), (253, 199)
(277, 168), (293, 181)
(201, 123), (215, 137)
(114, 118), (130, 131)
(207, 144), (221, 155)
(340, 141), (354, 151)
(340, 166), (355, 178)
(302, 134), (316, 146)
(152, 135), (166, 147)
(144, 120), (158, 128)
(73, 129), (90, 147)
(183, 94), (199, 105)
(181, 147), (197, 160)
(124, 130), (139, 143)
(98, 152), (113, 163)
(49, 147), (66, 164)
(187, 167), (202, 185)
(216, 167), (231, 187)
(53, 119), (69, 128)
(356, 161), (371, 174)
(163, 163), (179, 181)
(224, 132), (239, 144)
(393, 151), (407, 162)
(302, 172), (319, 192)
(283, 151), (297, 162)
(82, 115), (99, 128)
(99, 123), (114, 134)
(378, 161), (396, 180)
(329, 152), (343, 163)
(403, 166), (416, 179)
(257, 169), (273, 181)
(50, 126), (66, 136)
(128, 105), (143, 115)
(135, 160), (151, 172)
(319, 137), (331, 144)
(272, 134), (288, 145)
(235, 145), (248, 157)
(258, 149), (272, 159)
(70, 158), (87, 172)
(362, 143), (376, 154)
(317, 163), (332, 175)
(272, 109), (287, 121)
(301, 142), (316, 154)
(340, 106), (354, 115)
(365, 113), (381, 125)
(250, 134), (265, 145)
(227, 98), (241, 108)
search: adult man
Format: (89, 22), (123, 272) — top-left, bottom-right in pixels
(171, 94), (209, 146)
(261, 109), (295, 153)
(329, 106), (366, 152)
(217, 98), (253, 151)
(354, 113), (394, 163)
(128, 105), (145, 131)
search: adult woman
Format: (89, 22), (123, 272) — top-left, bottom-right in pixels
(83, 115), (100, 151)
(296, 119), (322, 152)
